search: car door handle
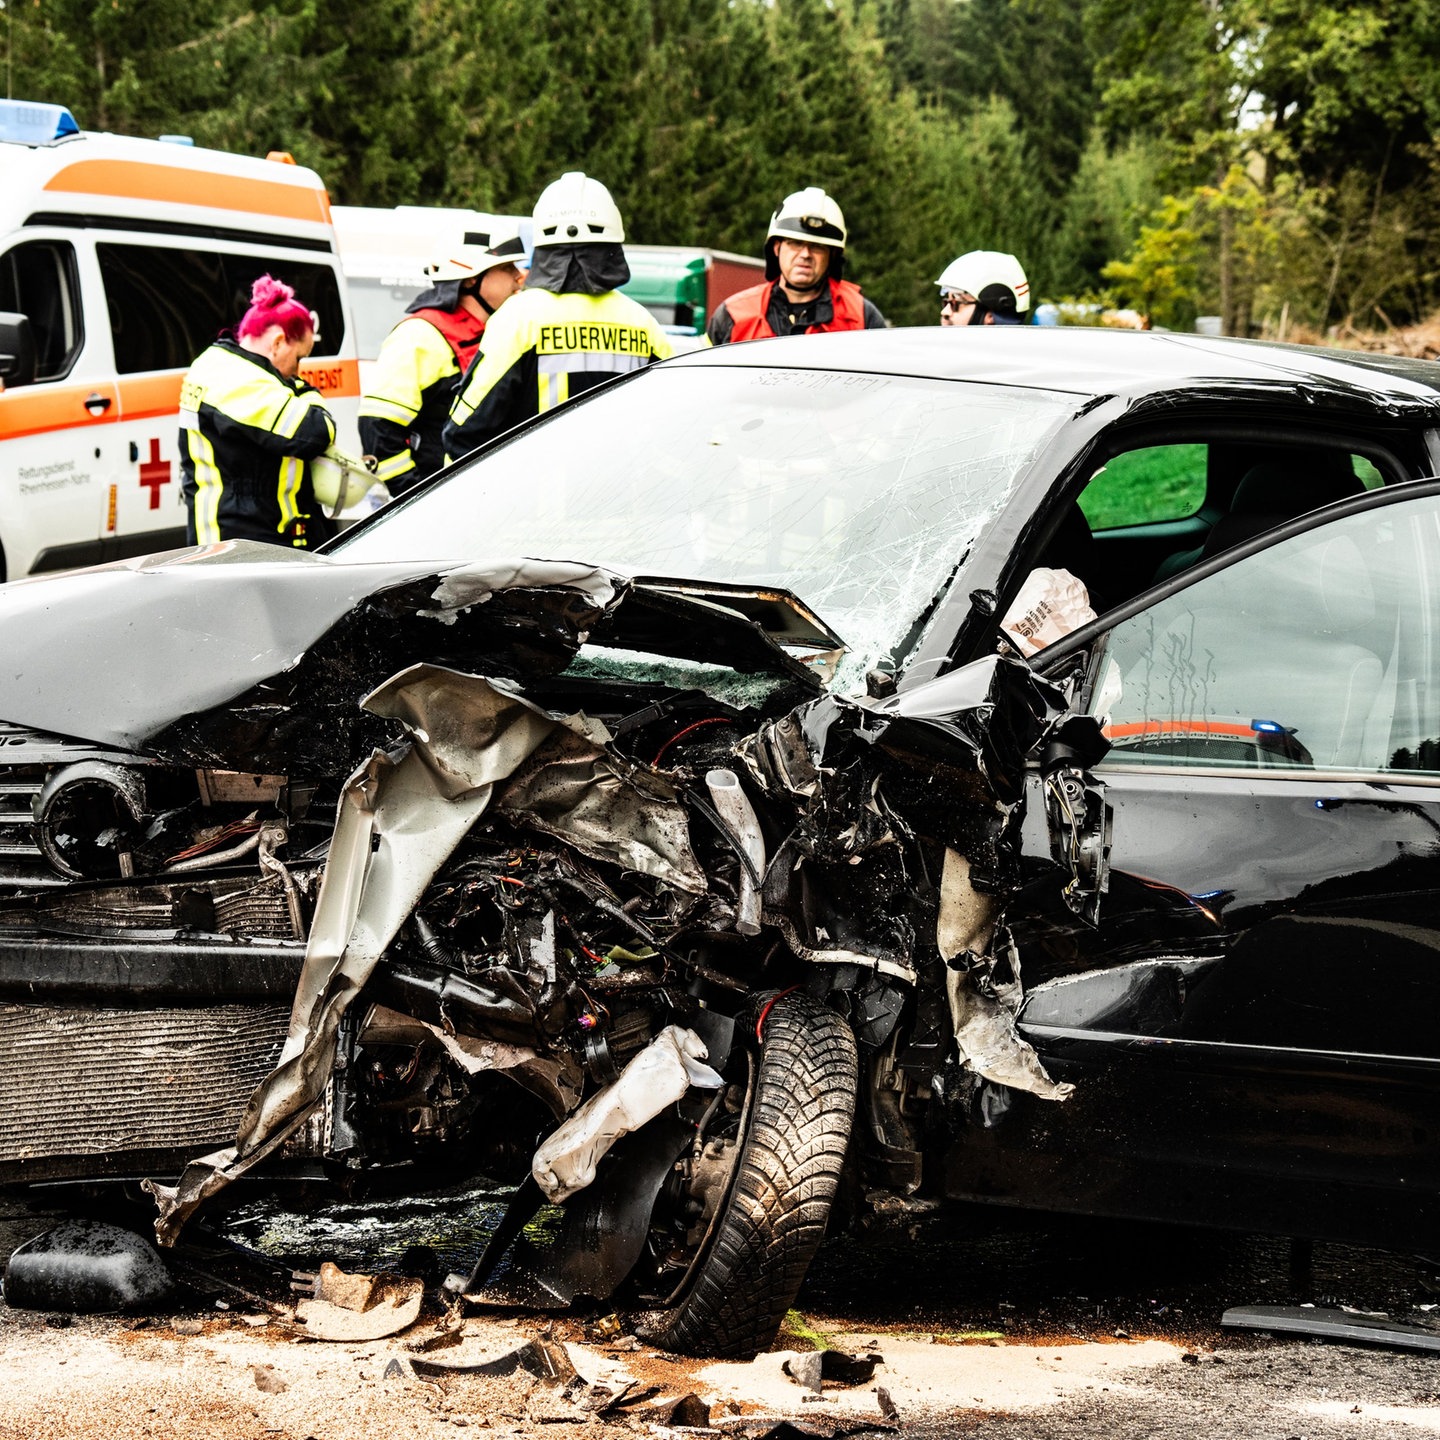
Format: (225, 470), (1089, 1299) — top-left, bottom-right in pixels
(83, 392), (112, 416)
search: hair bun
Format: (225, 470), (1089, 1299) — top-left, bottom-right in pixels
(250, 274), (296, 309)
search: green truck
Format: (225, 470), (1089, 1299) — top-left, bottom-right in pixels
(621, 245), (765, 347)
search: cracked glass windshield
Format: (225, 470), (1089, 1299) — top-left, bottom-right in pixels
(335, 366), (1078, 685)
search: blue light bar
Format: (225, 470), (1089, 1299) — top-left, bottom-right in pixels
(1250, 718), (1287, 734)
(0, 100), (80, 145)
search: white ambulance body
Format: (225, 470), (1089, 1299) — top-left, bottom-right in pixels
(0, 101), (359, 580)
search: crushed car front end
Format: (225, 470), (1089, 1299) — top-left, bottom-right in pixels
(0, 356), (1108, 1355)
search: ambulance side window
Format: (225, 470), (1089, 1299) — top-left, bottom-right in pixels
(97, 244), (345, 373)
(0, 240), (83, 384)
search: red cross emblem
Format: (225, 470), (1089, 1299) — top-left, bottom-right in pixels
(139, 437), (172, 509)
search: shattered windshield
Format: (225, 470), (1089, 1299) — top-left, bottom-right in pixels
(335, 365), (1078, 687)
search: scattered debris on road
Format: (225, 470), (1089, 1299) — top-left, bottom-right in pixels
(290, 1260), (424, 1342)
(1, 1220), (172, 1313)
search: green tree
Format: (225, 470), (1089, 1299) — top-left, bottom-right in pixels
(1049, 133), (1168, 297)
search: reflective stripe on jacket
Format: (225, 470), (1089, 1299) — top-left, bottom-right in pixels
(444, 288), (673, 460)
(723, 278), (868, 341)
(359, 308), (486, 490)
(178, 339), (336, 549)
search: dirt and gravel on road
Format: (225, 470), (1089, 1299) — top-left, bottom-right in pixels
(2, 1195), (1438, 1439)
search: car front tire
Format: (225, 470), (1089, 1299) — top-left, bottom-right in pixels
(644, 990), (858, 1358)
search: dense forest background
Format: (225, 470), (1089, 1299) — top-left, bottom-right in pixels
(10, 0), (1440, 330)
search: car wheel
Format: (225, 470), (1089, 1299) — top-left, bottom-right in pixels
(636, 989), (858, 1358)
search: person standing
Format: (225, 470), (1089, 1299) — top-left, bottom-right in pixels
(706, 187), (885, 344)
(360, 227), (527, 495)
(444, 174), (672, 459)
(936, 251), (1030, 326)
(179, 275), (335, 549)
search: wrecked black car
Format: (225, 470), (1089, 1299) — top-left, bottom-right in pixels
(3, 327), (1440, 1356)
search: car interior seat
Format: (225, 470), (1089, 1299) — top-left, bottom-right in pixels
(1153, 454), (1366, 584)
(1037, 503), (1108, 612)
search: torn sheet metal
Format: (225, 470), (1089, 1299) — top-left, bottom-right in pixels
(359, 1001), (579, 1104)
(149, 665), (704, 1242)
(747, 654), (1060, 862)
(938, 849), (1072, 1101)
(0, 547), (628, 753)
(739, 654), (1076, 986)
(742, 656), (1099, 1103)
(420, 559), (621, 623)
(531, 1025), (723, 1203)
(1222, 1304), (1440, 1354)
(498, 729), (707, 893)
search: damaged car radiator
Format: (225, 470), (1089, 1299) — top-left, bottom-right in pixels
(0, 1002), (290, 1174)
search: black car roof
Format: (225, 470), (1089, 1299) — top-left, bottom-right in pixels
(671, 325), (1440, 407)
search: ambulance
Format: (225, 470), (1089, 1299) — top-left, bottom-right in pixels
(0, 100), (359, 580)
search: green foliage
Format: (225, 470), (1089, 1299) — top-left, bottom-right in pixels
(1078, 444), (1207, 531)
(11, 0), (1440, 330)
(1089, 0), (1440, 328)
(1049, 133), (1169, 297)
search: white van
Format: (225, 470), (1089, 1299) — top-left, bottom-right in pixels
(0, 100), (359, 579)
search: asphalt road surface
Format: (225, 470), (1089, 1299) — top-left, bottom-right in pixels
(1, 1190), (1437, 1438)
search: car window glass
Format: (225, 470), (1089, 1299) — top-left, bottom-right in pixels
(1078, 444), (1207, 530)
(335, 368), (1080, 690)
(96, 244), (345, 372)
(0, 239), (82, 382)
(1088, 491), (1440, 775)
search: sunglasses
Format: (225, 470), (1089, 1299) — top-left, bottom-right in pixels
(940, 292), (974, 311)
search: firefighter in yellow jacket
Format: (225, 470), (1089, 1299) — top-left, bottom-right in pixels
(359, 226), (527, 495)
(444, 174), (673, 460)
(179, 275), (336, 549)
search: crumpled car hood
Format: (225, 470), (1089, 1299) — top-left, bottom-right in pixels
(0, 543), (835, 755)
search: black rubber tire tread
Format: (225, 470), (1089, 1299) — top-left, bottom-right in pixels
(654, 991), (858, 1359)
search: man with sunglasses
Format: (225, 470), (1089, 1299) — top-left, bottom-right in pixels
(937, 251), (1030, 326)
(706, 187), (886, 345)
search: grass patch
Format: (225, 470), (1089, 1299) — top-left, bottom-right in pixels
(778, 1309), (835, 1351)
(1080, 444), (1207, 530)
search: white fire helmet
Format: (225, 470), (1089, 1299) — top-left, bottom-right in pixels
(532, 171), (625, 247)
(767, 186), (848, 251)
(765, 187), (848, 280)
(936, 250), (1031, 317)
(422, 223), (528, 282)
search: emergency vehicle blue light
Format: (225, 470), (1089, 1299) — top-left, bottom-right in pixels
(1250, 718), (1286, 734)
(0, 100), (79, 145)
(158, 134), (195, 146)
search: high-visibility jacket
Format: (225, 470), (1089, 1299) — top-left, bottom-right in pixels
(179, 339), (336, 549)
(444, 287), (673, 460)
(722, 278), (868, 342)
(359, 307), (486, 493)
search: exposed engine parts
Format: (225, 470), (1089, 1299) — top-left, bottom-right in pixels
(0, 559), (1112, 1360)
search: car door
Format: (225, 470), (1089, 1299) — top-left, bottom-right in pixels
(1003, 482), (1440, 1249)
(0, 236), (116, 579)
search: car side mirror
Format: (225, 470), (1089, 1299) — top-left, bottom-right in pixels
(0, 311), (36, 387)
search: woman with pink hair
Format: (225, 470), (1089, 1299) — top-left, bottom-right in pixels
(178, 275), (337, 549)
